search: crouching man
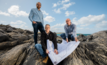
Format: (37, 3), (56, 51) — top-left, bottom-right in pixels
(41, 24), (58, 65)
(60, 18), (78, 42)
(35, 24), (58, 64)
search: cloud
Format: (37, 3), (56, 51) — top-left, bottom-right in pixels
(53, 0), (70, 7)
(8, 5), (29, 17)
(51, 22), (66, 32)
(77, 27), (84, 30)
(50, 28), (64, 32)
(53, 3), (57, 7)
(72, 14), (107, 30)
(72, 14), (105, 25)
(42, 10), (55, 23)
(0, 11), (10, 16)
(53, 2), (75, 13)
(51, 23), (66, 28)
(0, 5), (28, 17)
(44, 16), (55, 22)
(42, 10), (49, 15)
(0, 20), (28, 29)
(10, 20), (28, 29)
(61, 2), (75, 10)
(62, 0), (70, 4)
(0, 21), (8, 24)
(80, 24), (89, 27)
(53, 9), (61, 13)
(25, 27), (33, 31)
(65, 11), (75, 16)
(96, 21), (107, 28)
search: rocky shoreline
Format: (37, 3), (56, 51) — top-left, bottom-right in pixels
(0, 24), (107, 65)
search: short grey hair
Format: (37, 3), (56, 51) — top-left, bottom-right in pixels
(45, 24), (50, 27)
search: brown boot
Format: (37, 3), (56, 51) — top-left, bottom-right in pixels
(42, 56), (48, 63)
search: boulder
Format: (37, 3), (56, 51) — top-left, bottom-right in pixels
(0, 32), (9, 42)
(0, 42), (32, 65)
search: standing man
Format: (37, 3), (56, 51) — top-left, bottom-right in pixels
(29, 2), (44, 44)
(60, 18), (78, 42)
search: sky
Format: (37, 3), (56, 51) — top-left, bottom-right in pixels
(0, 0), (107, 34)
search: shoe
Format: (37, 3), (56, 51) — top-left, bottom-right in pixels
(42, 56), (48, 63)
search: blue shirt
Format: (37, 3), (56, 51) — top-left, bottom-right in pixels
(28, 8), (44, 25)
(64, 23), (77, 38)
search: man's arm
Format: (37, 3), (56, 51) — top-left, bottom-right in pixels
(73, 24), (78, 42)
(52, 33), (58, 54)
(73, 24), (77, 37)
(64, 26), (68, 39)
(64, 26), (69, 42)
(52, 33), (57, 50)
(42, 14), (44, 26)
(41, 32), (47, 51)
(28, 9), (34, 22)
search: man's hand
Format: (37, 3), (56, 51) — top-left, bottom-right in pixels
(66, 38), (68, 43)
(46, 49), (49, 54)
(75, 37), (78, 42)
(33, 21), (37, 24)
(54, 49), (58, 54)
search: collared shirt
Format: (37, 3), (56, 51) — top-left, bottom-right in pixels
(64, 23), (77, 38)
(28, 8), (44, 25)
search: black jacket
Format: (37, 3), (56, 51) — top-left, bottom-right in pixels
(41, 31), (57, 51)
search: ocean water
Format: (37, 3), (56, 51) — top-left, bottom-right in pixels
(57, 34), (91, 36)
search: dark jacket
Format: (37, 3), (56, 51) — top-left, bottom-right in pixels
(41, 31), (57, 52)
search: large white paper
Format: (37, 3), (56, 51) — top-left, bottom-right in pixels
(47, 39), (80, 65)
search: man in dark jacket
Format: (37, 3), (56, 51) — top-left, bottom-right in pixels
(41, 24), (58, 54)
(41, 24), (59, 65)
(35, 24), (58, 64)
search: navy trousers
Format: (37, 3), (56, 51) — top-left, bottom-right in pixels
(32, 22), (45, 44)
(60, 33), (75, 41)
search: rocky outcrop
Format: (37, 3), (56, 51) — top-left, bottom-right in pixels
(63, 30), (107, 65)
(0, 24), (107, 65)
(0, 24), (45, 65)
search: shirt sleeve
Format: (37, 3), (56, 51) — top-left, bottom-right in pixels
(73, 24), (77, 37)
(52, 33), (58, 50)
(64, 26), (68, 39)
(28, 9), (34, 22)
(42, 14), (44, 26)
(41, 32), (47, 51)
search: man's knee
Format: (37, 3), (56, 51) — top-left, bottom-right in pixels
(60, 33), (66, 39)
(70, 35), (75, 41)
(35, 44), (41, 48)
(39, 23), (45, 32)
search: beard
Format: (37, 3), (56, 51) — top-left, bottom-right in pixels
(37, 6), (41, 9)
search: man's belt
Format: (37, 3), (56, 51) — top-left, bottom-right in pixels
(36, 21), (42, 23)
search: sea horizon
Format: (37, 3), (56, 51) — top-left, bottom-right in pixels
(57, 33), (91, 36)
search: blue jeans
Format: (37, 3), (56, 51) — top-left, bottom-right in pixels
(35, 44), (63, 65)
(35, 44), (48, 58)
(60, 33), (75, 41)
(32, 22), (45, 44)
